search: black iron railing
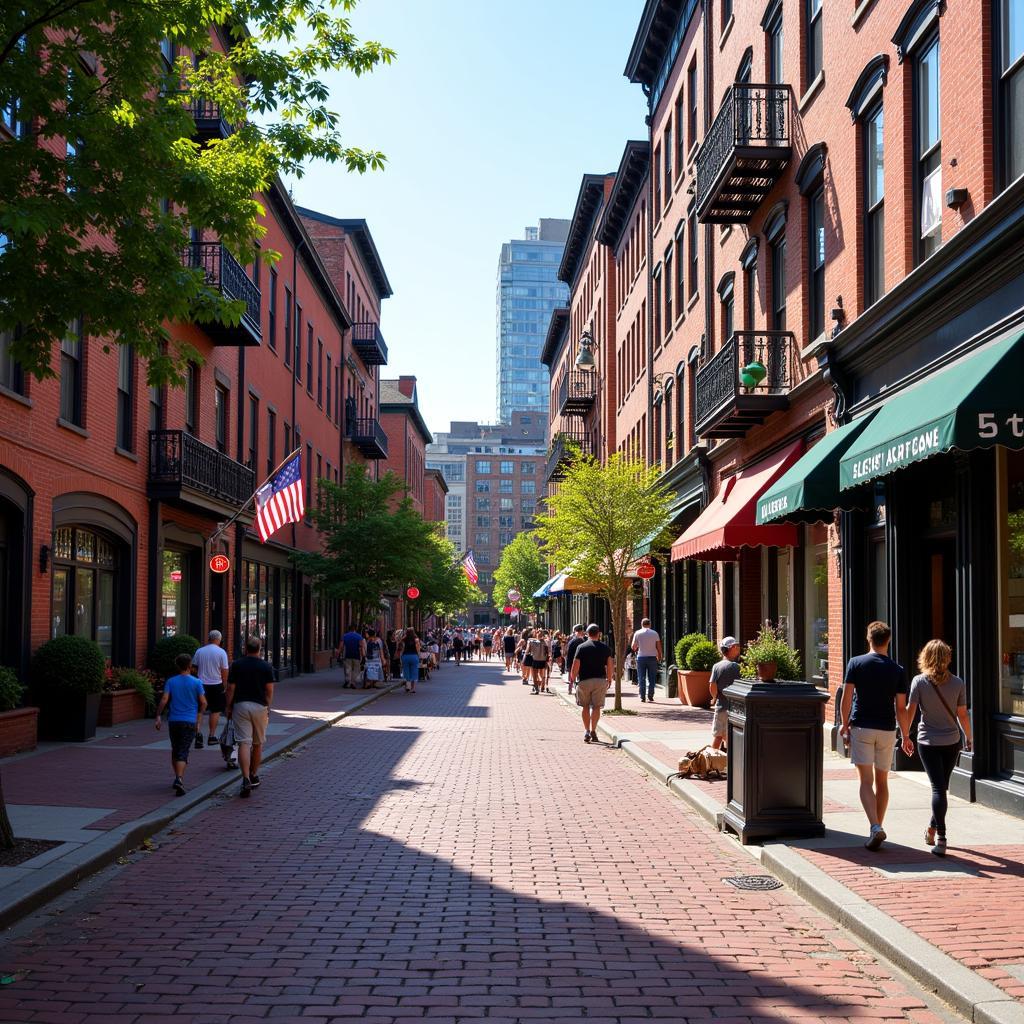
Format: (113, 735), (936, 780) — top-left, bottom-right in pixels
(695, 84), (791, 217)
(694, 331), (794, 431)
(545, 430), (594, 483)
(181, 241), (261, 337)
(347, 416), (388, 457)
(149, 430), (255, 508)
(183, 97), (232, 134)
(351, 322), (388, 366)
(557, 370), (597, 413)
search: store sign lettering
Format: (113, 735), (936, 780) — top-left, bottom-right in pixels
(978, 412), (1024, 439)
(759, 495), (789, 519)
(850, 427), (941, 481)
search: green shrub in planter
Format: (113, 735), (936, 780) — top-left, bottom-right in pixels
(739, 622), (803, 681)
(110, 667), (157, 711)
(32, 635), (105, 697)
(0, 667), (25, 712)
(686, 639), (719, 672)
(148, 635), (200, 682)
(674, 632), (707, 669)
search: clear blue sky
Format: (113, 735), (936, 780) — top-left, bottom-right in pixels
(290, 0), (647, 436)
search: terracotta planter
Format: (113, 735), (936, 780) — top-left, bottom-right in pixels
(756, 660), (778, 682)
(0, 706), (39, 757)
(99, 688), (147, 726)
(679, 670), (712, 707)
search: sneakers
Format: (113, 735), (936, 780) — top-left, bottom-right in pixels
(584, 732), (592, 743)
(864, 825), (886, 851)
(240, 778), (252, 799)
(194, 734), (204, 750)
(640, 697), (646, 703)
(208, 735), (217, 748)
(589, 730), (598, 743)
(173, 776), (185, 796)
(249, 774), (261, 789)
(931, 837), (947, 857)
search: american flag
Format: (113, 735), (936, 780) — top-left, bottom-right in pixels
(461, 549), (478, 585)
(255, 452), (304, 543)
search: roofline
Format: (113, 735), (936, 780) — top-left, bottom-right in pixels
(294, 206), (394, 301)
(540, 306), (570, 369)
(379, 398), (433, 445)
(425, 467), (449, 494)
(596, 141), (651, 250)
(623, 0), (696, 101)
(557, 174), (611, 288)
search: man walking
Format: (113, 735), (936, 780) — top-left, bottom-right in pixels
(563, 624), (586, 694)
(631, 617), (663, 703)
(225, 636), (275, 799)
(155, 653), (207, 796)
(839, 621), (910, 851)
(192, 629), (229, 749)
(570, 624), (613, 744)
(337, 624), (366, 689)
(709, 637), (741, 750)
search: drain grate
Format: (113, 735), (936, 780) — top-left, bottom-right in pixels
(723, 874), (783, 891)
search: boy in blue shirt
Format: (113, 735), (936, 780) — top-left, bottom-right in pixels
(155, 653), (208, 795)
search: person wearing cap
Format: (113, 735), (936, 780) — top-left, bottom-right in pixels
(192, 629), (229, 749)
(563, 624), (586, 695)
(709, 636), (741, 750)
(570, 624), (613, 743)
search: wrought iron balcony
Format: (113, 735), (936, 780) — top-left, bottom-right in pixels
(695, 84), (792, 224)
(351, 322), (388, 366)
(545, 430), (594, 484)
(184, 98), (233, 141)
(347, 416), (388, 460)
(694, 331), (795, 439)
(148, 430), (255, 517)
(557, 370), (597, 416)
(182, 241), (262, 346)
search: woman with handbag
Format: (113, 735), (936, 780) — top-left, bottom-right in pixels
(905, 639), (973, 857)
(364, 629), (384, 688)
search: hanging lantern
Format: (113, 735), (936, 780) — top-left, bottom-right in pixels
(740, 360), (767, 390)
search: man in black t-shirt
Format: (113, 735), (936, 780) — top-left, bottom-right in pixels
(839, 620), (910, 851)
(563, 625), (586, 694)
(226, 636), (276, 799)
(570, 624), (613, 744)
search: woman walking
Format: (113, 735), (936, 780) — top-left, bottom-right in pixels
(906, 639), (972, 856)
(503, 627), (517, 671)
(518, 628), (532, 685)
(364, 629), (385, 688)
(400, 628), (422, 694)
(482, 629), (493, 661)
(551, 632), (563, 676)
(527, 630), (549, 694)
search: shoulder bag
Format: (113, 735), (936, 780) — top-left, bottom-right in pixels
(927, 677), (967, 750)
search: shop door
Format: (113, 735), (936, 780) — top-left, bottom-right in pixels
(209, 571), (226, 637)
(922, 538), (957, 648)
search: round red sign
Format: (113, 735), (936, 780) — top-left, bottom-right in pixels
(209, 554), (230, 574)
(636, 561), (656, 580)
(406, 586), (420, 600)
(169, 570), (183, 583)
(502, 605), (512, 614)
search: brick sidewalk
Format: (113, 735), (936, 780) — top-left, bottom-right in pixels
(552, 676), (1024, 1009)
(0, 660), (961, 1022)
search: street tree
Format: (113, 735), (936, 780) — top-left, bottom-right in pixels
(295, 465), (436, 629)
(410, 530), (483, 622)
(492, 531), (548, 616)
(533, 452), (671, 711)
(0, 0), (393, 385)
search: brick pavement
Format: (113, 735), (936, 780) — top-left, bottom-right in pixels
(0, 661), (956, 1023)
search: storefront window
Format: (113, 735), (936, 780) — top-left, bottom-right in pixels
(52, 526), (118, 658)
(161, 550), (186, 638)
(804, 524), (829, 683)
(1000, 448), (1024, 717)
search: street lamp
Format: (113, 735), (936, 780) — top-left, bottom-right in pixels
(575, 329), (596, 370)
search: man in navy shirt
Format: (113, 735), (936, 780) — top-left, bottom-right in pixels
(839, 621), (911, 851)
(336, 624), (366, 689)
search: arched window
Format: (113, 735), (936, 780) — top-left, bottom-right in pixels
(51, 526), (119, 660)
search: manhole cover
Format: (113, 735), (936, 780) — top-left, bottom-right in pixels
(723, 875), (783, 891)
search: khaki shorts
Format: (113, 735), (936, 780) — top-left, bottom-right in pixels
(850, 727), (896, 771)
(233, 701), (269, 747)
(575, 679), (608, 710)
(712, 708), (729, 738)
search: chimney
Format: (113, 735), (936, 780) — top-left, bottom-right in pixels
(398, 375), (416, 398)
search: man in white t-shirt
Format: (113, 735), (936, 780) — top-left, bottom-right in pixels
(192, 630), (229, 748)
(630, 618), (663, 703)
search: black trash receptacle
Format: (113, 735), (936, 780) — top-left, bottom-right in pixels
(721, 678), (829, 845)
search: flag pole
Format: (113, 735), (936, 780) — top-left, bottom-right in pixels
(209, 447), (303, 547)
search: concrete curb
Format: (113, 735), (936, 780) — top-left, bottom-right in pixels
(0, 683), (402, 931)
(550, 684), (1024, 1024)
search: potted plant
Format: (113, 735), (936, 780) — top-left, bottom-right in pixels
(33, 635), (106, 741)
(99, 667), (157, 726)
(680, 639), (718, 707)
(148, 634), (199, 705)
(740, 622), (803, 682)
(673, 632), (707, 672)
(0, 667), (37, 757)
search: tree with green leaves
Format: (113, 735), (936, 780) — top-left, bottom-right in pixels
(410, 530), (483, 622)
(0, 0), (393, 385)
(295, 465), (437, 629)
(492, 531), (549, 616)
(533, 452), (672, 711)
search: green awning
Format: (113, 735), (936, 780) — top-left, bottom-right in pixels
(755, 413), (879, 524)
(840, 328), (1024, 490)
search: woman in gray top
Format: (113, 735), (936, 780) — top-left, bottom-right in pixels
(906, 639), (973, 857)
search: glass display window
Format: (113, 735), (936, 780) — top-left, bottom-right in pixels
(999, 448), (1024, 716)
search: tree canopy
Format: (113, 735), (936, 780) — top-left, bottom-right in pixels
(410, 532), (483, 621)
(533, 452), (671, 710)
(492, 531), (549, 615)
(0, 0), (393, 385)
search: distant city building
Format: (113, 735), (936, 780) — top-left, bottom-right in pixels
(496, 219), (570, 422)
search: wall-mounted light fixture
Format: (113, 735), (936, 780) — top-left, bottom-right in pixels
(39, 544), (50, 575)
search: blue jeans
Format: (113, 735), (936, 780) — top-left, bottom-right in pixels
(401, 653), (420, 685)
(636, 656), (658, 700)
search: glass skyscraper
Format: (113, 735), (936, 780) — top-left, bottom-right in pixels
(496, 219), (570, 423)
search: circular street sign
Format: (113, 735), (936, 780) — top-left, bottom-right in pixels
(169, 570), (183, 582)
(636, 561), (656, 580)
(209, 554), (230, 575)
(502, 605), (513, 614)
(406, 586), (420, 600)
(507, 589), (521, 602)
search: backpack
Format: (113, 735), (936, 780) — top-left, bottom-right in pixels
(678, 746), (727, 780)
(527, 638), (547, 661)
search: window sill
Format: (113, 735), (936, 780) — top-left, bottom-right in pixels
(687, 141), (700, 170)
(674, 311), (687, 331)
(114, 446), (138, 462)
(720, 225), (733, 244)
(687, 292), (701, 313)
(850, 0), (876, 28)
(56, 417), (89, 438)
(0, 384), (31, 408)
(719, 13), (735, 48)
(798, 71), (826, 113)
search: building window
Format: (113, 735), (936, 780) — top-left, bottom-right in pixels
(325, 353), (332, 416)
(306, 444), (313, 508)
(664, 386), (674, 464)
(247, 394), (258, 471)
(499, 479), (513, 493)
(653, 268), (662, 344)
(284, 421), (291, 457)
(475, 460), (491, 474)
(116, 346), (133, 451)
(653, 143), (662, 219)
(520, 498), (534, 513)
(475, 481), (490, 493)
(214, 384), (228, 453)
(915, 35), (942, 263)
(687, 204), (698, 296)
(664, 246), (674, 329)
(805, 0), (822, 87)
(60, 318), (83, 426)
(675, 90), (686, 172)
(521, 461), (535, 474)
(864, 103), (885, 306)
(305, 323), (313, 391)
(475, 532), (490, 547)
(500, 460), (514, 474)
(743, 262), (756, 329)
(267, 408), (276, 477)
(0, 327), (23, 396)
(294, 303), (303, 379)
(804, 522), (829, 683)
(767, 7), (784, 85)
(674, 228), (685, 313)
(475, 515), (490, 528)
(268, 269), (278, 351)
(316, 339), (323, 406)
(808, 187), (825, 340)
(183, 362), (198, 435)
(770, 233), (787, 331)
(999, 0), (1024, 186)
(500, 497), (514, 511)
(687, 59), (698, 151)
(998, 448), (1024, 719)
(52, 526), (119, 657)
(521, 480), (535, 494)
(663, 125), (672, 197)
(723, 0), (733, 27)
(720, 277), (735, 344)
(149, 383), (162, 432)
(476, 497), (490, 511)
(284, 288), (292, 367)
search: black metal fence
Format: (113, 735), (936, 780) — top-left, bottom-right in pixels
(149, 429), (255, 507)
